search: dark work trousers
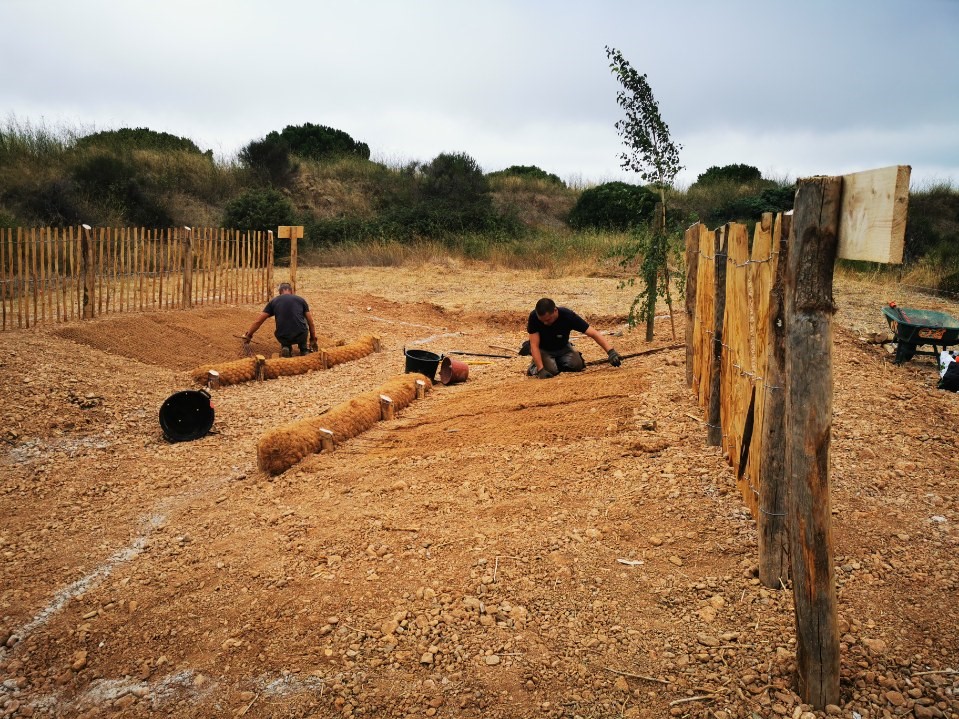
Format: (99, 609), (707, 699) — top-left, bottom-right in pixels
(527, 343), (585, 375)
(275, 331), (309, 355)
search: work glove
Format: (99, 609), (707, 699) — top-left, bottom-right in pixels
(309, 337), (319, 352)
(607, 348), (622, 367)
(535, 367), (555, 380)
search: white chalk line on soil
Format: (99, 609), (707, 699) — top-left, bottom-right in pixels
(2, 512), (165, 652)
(1, 468), (247, 713)
(29, 669), (215, 714)
(2, 467), (243, 655)
(367, 314), (447, 331)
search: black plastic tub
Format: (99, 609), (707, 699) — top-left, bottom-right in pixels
(403, 348), (442, 381)
(159, 389), (215, 442)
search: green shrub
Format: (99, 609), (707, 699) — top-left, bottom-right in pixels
(905, 183), (959, 265)
(567, 181), (657, 230)
(711, 184), (795, 224)
(279, 123), (370, 161)
(487, 165), (565, 186)
(222, 188), (295, 232)
(239, 134), (296, 186)
(69, 154), (172, 226)
(692, 164), (763, 187)
(75, 127), (208, 156)
(421, 152), (489, 200)
(72, 154), (138, 192)
(10, 179), (85, 225)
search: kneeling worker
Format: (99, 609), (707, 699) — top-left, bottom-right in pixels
(527, 297), (621, 379)
(242, 282), (318, 357)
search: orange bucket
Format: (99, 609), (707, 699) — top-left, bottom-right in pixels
(439, 356), (469, 385)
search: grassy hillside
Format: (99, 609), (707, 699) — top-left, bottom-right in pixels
(1, 118), (956, 288)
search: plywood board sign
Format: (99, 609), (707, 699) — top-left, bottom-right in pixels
(277, 226), (304, 240)
(837, 165), (910, 264)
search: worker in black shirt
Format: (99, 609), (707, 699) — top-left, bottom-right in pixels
(526, 297), (621, 379)
(242, 283), (318, 357)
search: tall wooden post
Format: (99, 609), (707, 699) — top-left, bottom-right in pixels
(706, 226), (727, 446)
(266, 230), (275, 301)
(181, 227), (193, 309)
(81, 224), (95, 319)
(683, 223), (700, 388)
(277, 225), (303, 293)
(783, 177), (841, 708)
(758, 213), (791, 588)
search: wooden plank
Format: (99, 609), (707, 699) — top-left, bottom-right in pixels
(121, 227), (128, 313)
(111, 227), (119, 315)
(784, 176), (841, 708)
(706, 226), (727, 446)
(684, 223), (700, 388)
(39, 227), (47, 324)
(743, 215), (776, 515)
(1, 228), (6, 331)
(182, 227), (194, 309)
(67, 227), (76, 321)
(720, 223), (753, 511)
(138, 228), (145, 311)
(54, 228), (63, 322)
(278, 225), (303, 292)
(96, 227), (104, 316)
(837, 164), (910, 263)
(267, 229), (274, 299)
(30, 227), (39, 327)
(757, 212), (791, 589)
(694, 224), (714, 409)
(202, 227), (211, 305)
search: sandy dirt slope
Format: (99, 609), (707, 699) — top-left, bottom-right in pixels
(0, 267), (957, 719)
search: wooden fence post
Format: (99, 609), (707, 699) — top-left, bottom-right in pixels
(181, 227), (193, 309)
(379, 395), (394, 420)
(684, 223), (700, 388)
(81, 224), (95, 319)
(758, 212), (792, 589)
(706, 226), (728, 446)
(783, 177), (842, 708)
(267, 230), (274, 302)
(277, 226), (303, 293)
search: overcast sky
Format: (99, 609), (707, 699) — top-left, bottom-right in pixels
(2, 0), (957, 188)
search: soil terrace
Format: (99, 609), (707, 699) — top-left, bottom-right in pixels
(0, 266), (957, 719)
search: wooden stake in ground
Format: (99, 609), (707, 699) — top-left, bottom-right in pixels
(758, 213), (791, 589)
(277, 225), (303, 293)
(783, 176), (842, 708)
(707, 226), (728, 447)
(683, 223), (700, 387)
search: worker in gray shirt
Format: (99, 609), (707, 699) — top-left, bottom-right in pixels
(242, 283), (318, 357)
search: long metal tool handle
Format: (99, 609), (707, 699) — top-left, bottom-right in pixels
(583, 343), (684, 366)
(447, 350), (514, 358)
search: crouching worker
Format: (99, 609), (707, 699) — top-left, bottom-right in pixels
(242, 282), (318, 357)
(526, 297), (621, 379)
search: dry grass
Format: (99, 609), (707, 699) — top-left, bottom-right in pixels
(301, 230), (632, 278)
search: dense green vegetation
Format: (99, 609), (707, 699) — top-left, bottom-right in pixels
(0, 118), (956, 288)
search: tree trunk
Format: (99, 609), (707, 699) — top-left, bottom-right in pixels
(784, 177), (842, 709)
(644, 268), (657, 342)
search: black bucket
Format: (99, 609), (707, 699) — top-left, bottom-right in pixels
(404, 348), (442, 381)
(159, 389), (215, 442)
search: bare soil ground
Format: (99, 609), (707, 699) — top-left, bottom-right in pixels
(1, 266), (957, 719)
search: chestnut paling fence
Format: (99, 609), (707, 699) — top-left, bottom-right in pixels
(0, 226), (274, 330)
(685, 168), (909, 709)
